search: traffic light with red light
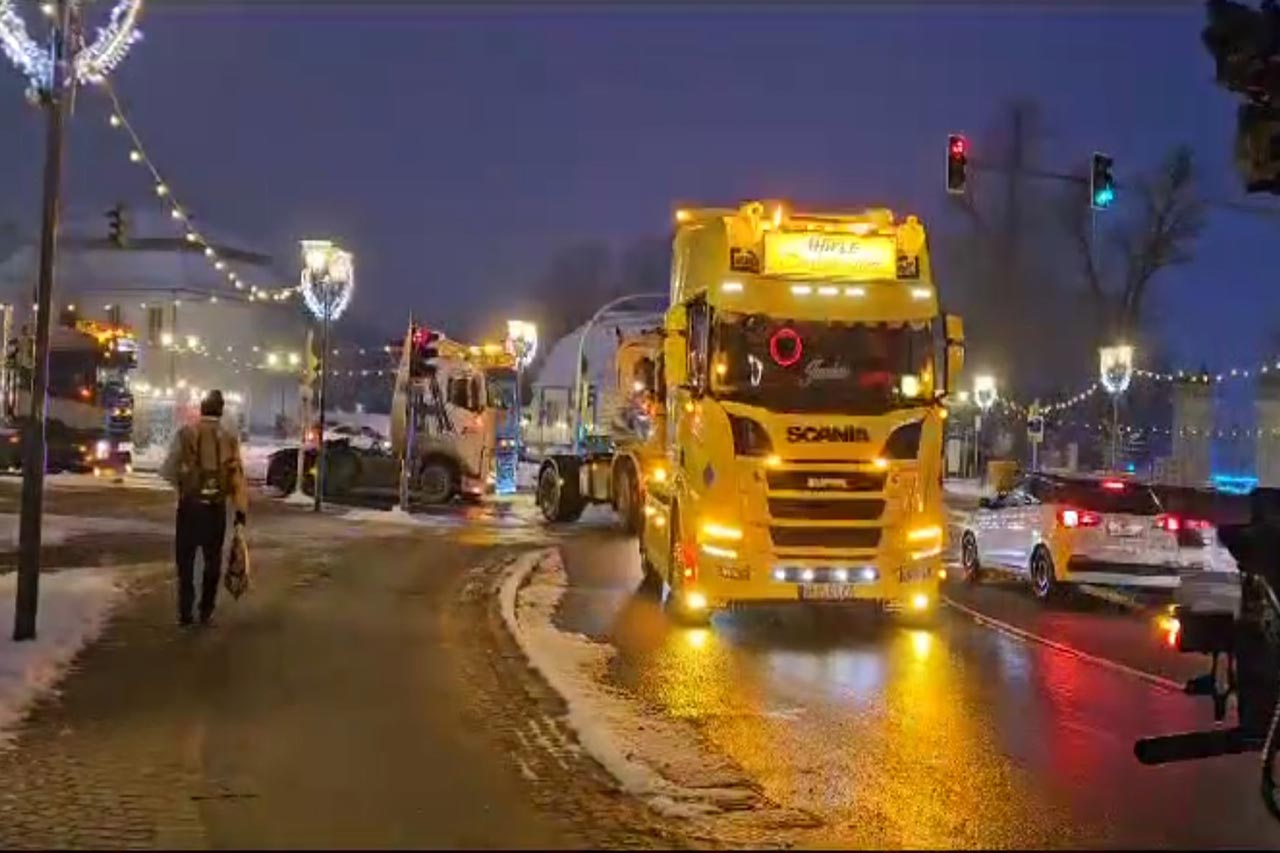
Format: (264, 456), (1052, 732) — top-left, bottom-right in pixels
(410, 326), (441, 377)
(1090, 152), (1116, 210)
(946, 134), (968, 195)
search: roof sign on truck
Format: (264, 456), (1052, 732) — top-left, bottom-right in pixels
(762, 232), (896, 280)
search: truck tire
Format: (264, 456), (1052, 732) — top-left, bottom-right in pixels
(417, 457), (457, 505)
(663, 510), (711, 627)
(613, 459), (643, 535)
(538, 457), (585, 523)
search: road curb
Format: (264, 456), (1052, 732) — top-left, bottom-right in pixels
(942, 594), (1183, 693)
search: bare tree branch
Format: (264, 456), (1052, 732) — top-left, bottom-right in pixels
(1118, 146), (1206, 334)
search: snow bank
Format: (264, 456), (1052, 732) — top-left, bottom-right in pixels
(0, 567), (122, 747)
(500, 550), (816, 836)
(0, 514), (170, 548)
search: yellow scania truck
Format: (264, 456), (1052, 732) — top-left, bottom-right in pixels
(538, 200), (964, 622)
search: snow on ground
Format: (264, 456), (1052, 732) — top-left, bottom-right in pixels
(0, 567), (122, 747)
(500, 550), (816, 842)
(0, 514), (170, 548)
(44, 472), (171, 492)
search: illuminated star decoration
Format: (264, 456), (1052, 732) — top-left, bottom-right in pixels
(300, 247), (355, 322)
(0, 0), (144, 91)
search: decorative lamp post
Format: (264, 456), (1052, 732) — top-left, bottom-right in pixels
(505, 319), (537, 461)
(1099, 344), (1135, 472)
(299, 239), (354, 512)
(973, 374), (997, 482)
(2, 0), (144, 642)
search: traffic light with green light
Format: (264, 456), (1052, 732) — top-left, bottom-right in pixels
(1090, 153), (1115, 210)
(946, 134), (968, 195)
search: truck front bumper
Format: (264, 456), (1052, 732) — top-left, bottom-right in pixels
(687, 544), (943, 612)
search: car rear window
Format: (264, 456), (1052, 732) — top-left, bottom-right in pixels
(1055, 481), (1161, 515)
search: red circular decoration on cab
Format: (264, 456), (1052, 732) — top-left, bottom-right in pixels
(769, 327), (803, 367)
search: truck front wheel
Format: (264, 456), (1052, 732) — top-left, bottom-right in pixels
(417, 458), (457, 505)
(538, 457), (585, 523)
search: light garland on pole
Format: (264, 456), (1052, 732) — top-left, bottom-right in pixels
(0, 0), (142, 95)
(99, 79), (296, 305)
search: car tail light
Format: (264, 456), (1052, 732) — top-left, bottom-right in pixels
(1101, 479), (1126, 491)
(1154, 514), (1181, 533)
(1058, 508), (1101, 528)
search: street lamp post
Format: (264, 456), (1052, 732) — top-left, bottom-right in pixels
(300, 240), (355, 513)
(505, 319), (537, 464)
(973, 374), (997, 483)
(1099, 344), (1135, 472)
(3, 0), (144, 641)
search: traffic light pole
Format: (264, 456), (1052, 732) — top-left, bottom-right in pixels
(15, 1), (72, 641)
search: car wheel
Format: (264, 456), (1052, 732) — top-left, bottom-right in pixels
(960, 532), (982, 584)
(1030, 545), (1059, 601)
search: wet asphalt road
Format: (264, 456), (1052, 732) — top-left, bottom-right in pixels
(7, 475), (1280, 848)
(557, 533), (1280, 849)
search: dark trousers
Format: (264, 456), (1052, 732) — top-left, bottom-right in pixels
(175, 498), (228, 621)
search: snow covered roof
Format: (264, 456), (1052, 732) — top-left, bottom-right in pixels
(0, 207), (288, 301)
(533, 310), (664, 393)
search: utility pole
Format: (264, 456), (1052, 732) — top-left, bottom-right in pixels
(314, 311), (329, 512)
(15, 0), (72, 641)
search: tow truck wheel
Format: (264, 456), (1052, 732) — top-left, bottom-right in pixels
(537, 458), (585, 523)
(960, 532), (982, 584)
(613, 461), (642, 535)
(418, 459), (456, 505)
(1030, 545), (1060, 602)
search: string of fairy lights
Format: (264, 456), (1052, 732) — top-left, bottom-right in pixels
(99, 80), (296, 305)
(973, 351), (1280, 424)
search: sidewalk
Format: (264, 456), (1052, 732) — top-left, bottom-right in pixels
(0, 529), (573, 848)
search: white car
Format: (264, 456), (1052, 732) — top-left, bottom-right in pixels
(957, 473), (1216, 600)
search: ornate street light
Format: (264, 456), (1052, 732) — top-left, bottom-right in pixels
(299, 239), (355, 512)
(505, 320), (537, 463)
(1099, 344), (1135, 471)
(973, 374), (997, 481)
(3, 0), (144, 641)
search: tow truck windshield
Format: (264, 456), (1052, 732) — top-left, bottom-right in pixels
(710, 312), (934, 414)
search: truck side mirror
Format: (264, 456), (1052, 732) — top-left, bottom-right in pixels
(942, 313), (965, 396)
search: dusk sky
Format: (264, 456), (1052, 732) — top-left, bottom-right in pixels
(1, 2), (1277, 381)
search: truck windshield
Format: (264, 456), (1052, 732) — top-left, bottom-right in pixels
(710, 313), (934, 414)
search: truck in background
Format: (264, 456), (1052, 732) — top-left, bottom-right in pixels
(1, 310), (137, 475)
(538, 200), (965, 623)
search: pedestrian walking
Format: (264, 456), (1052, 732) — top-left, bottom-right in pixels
(160, 390), (248, 626)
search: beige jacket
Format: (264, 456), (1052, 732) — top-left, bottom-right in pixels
(160, 417), (249, 512)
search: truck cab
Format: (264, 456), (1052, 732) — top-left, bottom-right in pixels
(391, 330), (499, 504)
(641, 201), (964, 621)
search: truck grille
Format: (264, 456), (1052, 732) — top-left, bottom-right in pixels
(765, 469), (885, 493)
(770, 526), (881, 550)
(767, 498), (884, 521)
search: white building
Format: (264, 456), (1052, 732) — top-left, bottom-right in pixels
(0, 208), (310, 443)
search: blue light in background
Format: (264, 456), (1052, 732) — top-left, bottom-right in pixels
(1211, 473), (1258, 495)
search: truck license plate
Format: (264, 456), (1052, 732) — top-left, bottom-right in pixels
(800, 583), (854, 601)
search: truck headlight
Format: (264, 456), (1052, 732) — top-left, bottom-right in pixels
(700, 521), (743, 541)
(907, 524), (942, 543)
